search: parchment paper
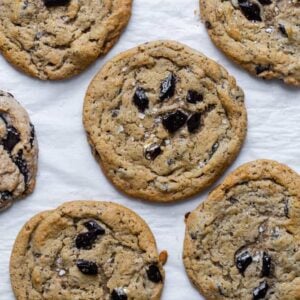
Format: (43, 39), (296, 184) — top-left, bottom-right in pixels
(0, 0), (299, 299)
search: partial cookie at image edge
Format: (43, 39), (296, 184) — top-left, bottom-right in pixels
(183, 159), (300, 300)
(10, 200), (165, 300)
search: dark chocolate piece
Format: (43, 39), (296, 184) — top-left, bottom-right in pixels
(43, 0), (70, 7)
(186, 90), (203, 104)
(162, 110), (188, 133)
(84, 220), (105, 235)
(111, 288), (128, 300)
(187, 112), (201, 133)
(253, 281), (269, 299)
(236, 251), (253, 274)
(238, 0), (262, 22)
(133, 87), (149, 112)
(76, 259), (98, 275)
(160, 73), (176, 101)
(262, 252), (271, 277)
(147, 264), (163, 283)
(145, 144), (162, 160)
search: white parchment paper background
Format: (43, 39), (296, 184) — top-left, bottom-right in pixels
(0, 0), (299, 299)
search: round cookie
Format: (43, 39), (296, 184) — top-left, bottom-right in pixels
(0, 90), (38, 211)
(83, 40), (247, 202)
(10, 201), (165, 300)
(183, 160), (300, 300)
(0, 0), (132, 80)
(200, 0), (300, 86)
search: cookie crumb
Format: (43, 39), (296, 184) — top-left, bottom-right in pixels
(159, 250), (168, 265)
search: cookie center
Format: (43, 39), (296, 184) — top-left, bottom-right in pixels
(102, 58), (235, 192)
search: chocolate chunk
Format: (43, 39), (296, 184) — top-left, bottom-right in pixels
(145, 144), (162, 160)
(133, 87), (149, 112)
(0, 114), (20, 152)
(75, 231), (98, 249)
(258, 0), (272, 4)
(186, 90), (204, 104)
(43, 0), (70, 7)
(236, 251), (253, 274)
(160, 73), (176, 101)
(76, 259), (98, 275)
(255, 65), (271, 75)
(0, 191), (12, 201)
(238, 0), (262, 22)
(76, 220), (105, 249)
(84, 220), (105, 235)
(262, 252), (271, 277)
(278, 24), (288, 37)
(147, 264), (162, 283)
(29, 123), (35, 147)
(162, 110), (188, 133)
(253, 281), (269, 299)
(2, 126), (20, 152)
(111, 288), (128, 300)
(187, 113), (201, 133)
(205, 21), (212, 29)
(14, 150), (29, 185)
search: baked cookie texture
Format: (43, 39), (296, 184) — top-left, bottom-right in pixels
(200, 0), (300, 86)
(183, 160), (300, 300)
(0, 90), (38, 211)
(0, 0), (132, 80)
(10, 201), (165, 300)
(83, 40), (247, 202)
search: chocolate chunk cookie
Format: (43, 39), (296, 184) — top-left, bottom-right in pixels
(200, 0), (300, 86)
(183, 160), (300, 299)
(0, 0), (132, 80)
(83, 41), (247, 202)
(0, 91), (38, 211)
(10, 201), (165, 299)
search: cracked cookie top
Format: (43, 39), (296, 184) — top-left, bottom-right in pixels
(10, 201), (165, 300)
(0, 90), (38, 211)
(200, 0), (300, 86)
(0, 0), (132, 80)
(83, 41), (247, 202)
(183, 160), (300, 300)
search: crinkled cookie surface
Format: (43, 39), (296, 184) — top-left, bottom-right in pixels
(184, 160), (300, 300)
(200, 0), (300, 86)
(10, 201), (165, 300)
(83, 40), (247, 202)
(0, 0), (132, 80)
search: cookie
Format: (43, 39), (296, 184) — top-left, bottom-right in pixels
(183, 160), (300, 300)
(83, 40), (247, 202)
(10, 201), (165, 300)
(0, 0), (132, 80)
(200, 0), (300, 86)
(0, 91), (38, 211)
